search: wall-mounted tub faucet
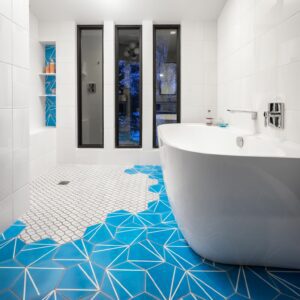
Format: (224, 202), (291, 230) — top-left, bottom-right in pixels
(263, 103), (284, 129)
(227, 109), (258, 120)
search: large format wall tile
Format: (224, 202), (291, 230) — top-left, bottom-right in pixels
(12, 66), (30, 108)
(0, 0), (29, 231)
(12, 24), (29, 69)
(0, 15), (12, 64)
(0, 109), (13, 202)
(13, 108), (29, 191)
(0, 62), (12, 108)
(0, 0), (11, 19)
(218, 0), (300, 141)
(0, 196), (13, 232)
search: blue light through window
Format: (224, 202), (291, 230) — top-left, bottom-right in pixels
(116, 27), (142, 148)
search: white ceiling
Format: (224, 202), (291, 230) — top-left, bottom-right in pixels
(30, 0), (227, 23)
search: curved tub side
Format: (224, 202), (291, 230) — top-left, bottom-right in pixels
(160, 141), (300, 269)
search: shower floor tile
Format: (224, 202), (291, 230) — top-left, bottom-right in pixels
(0, 165), (299, 300)
(19, 165), (158, 243)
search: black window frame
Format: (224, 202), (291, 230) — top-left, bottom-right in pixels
(115, 25), (143, 149)
(153, 25), (181, 148)
(77, 25), (104, 148)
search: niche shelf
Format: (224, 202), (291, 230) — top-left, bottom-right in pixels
(39, 73), (56, 76)
(39, 95), (56, 98)
(40, 41), (57, 127)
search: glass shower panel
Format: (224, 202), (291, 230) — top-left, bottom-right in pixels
(116, 27), (142, 148)
(154, 26), (180, 147)
(78, 27), (103, 147)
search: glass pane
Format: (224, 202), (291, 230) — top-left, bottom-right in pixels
(154, 27), (180, 147)
(116, 27), (141, 147)
(80, 28), (103, 146)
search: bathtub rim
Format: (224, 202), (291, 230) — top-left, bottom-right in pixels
(158, 123), (300, 159)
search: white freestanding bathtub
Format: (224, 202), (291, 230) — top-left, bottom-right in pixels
(158, 123), (300, 269)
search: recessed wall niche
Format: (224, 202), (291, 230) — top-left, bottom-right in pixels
(39, 42), (56, 127)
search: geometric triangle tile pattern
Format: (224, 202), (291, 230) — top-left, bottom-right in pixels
(0, 165), (300, 299)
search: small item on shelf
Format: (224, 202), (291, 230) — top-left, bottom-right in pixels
(45, 63), (50, 74)
(216, 118), (229, 128)
(49, 59), (56, 74)
(206, 110), (214, 126)
(51, 88), (56, 95)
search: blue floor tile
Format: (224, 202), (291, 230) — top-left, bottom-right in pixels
(54, 239), (93, 267)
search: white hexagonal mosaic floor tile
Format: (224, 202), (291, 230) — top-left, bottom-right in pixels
(20, 165), (158, 244)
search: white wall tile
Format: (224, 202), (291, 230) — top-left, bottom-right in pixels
(12, 184), (29, 220)
(103, 21), (114, 42)
(103, 103), (114, 131)
(0, 109), (13, 202)
(0, 15), (12, 64)
(30, 150), (56, 180)
(255, 27), (278, 73)
(142, 20), (153, 150)
(13, 66), (29, 108)
(0, 196), (13, 232)
(218, 0), (300, 142)
(143, 103), (153, 149)
(56, 22), (76, 42)
(103, 40), (115, 86)
(0, 0), (29, 231)
(12, 23), (29, 69)
(13, 108), (29, 191)
(0, 62), (12, 108)
(278, 12), (300, 66)
(203, 85), (217, 112)
(56, 128), (76, 163)
(181, 105), (205, 123)
(56, 40), (76, 63)
(56, 62), (76, 85)
(0, 0), (11, 19)
(29, 126), (56, 178)
(30, 128), (55, 159)
(56, 107), (75, 129)
(56, 82), (76, 107)
(181, 21), (204, 42)
(285, 110), (300, 144)
(104, 128), (114, 150)
(12, 0), (29, 29)
(38, 21), (57, 42)
(29, 12), (45, 131)
(278, 61), (300, 111)
(203, 22), (217, 42)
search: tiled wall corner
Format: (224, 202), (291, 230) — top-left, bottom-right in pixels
(181, 20), (217, 123)
(0, 0), (30, 231)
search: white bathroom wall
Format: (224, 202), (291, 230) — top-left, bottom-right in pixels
(37, 19), (217, 165)
(182, 21), (218, 122)
(29, 11), (44, 131)
(29, 11), (56, 180)
(0, 0), (30, 231)
(218, 0), (300, 142)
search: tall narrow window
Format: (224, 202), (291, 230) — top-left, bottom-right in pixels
(153, 25), (180, 147)
(115, 26), (142, 148)
(77, 25), (104, 148)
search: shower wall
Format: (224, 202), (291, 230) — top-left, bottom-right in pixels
(218, 0), (300, 142)
(0, 0), (30, 230)
(29, 11), (56, 180)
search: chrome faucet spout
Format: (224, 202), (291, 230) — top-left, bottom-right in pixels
(227, 109), (258, 120)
